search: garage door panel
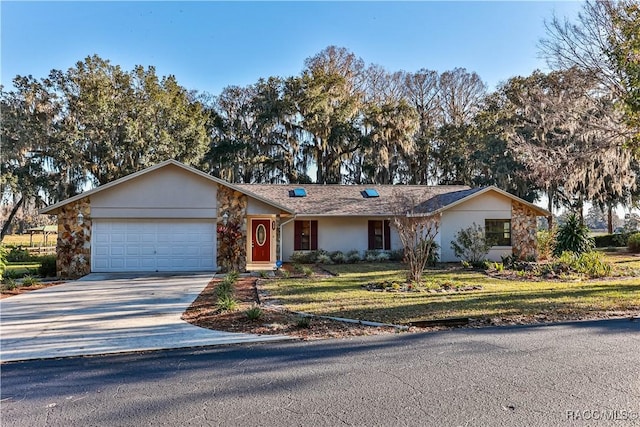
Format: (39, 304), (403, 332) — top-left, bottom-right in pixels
(92, 219), (216, 272)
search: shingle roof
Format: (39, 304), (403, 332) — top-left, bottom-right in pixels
(235, 184), (474, 216)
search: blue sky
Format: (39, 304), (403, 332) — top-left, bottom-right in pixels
(1, 1), (583, 95)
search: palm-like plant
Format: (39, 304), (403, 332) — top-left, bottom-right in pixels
(553, 214), (595, 256)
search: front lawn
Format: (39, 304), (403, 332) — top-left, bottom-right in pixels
(261, 259), (640, 325)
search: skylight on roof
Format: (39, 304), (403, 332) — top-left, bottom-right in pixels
(362, 188), (379, 198)
(290, 188), (307, 197)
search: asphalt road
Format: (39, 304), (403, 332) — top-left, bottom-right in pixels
(2, 319), (639, 427)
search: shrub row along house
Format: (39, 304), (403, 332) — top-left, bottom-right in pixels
(41, 160), (549, 278)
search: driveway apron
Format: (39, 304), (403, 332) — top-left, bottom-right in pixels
(0, 273), (287, 363)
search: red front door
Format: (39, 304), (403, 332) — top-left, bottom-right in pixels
(251, 219), (271, 262)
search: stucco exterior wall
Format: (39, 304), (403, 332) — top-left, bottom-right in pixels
(246, 198), (282, 215)
(281, 216), (402, 261)
(440, 192), (512, 262)
(57, 197), (91, 278)
(91, 164), (217, 218)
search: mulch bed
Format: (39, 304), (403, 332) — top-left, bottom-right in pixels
(0, 281), (65, 299)
(181, 276), (402, 340)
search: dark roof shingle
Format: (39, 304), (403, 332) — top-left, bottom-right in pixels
(235, 184), (473, 216)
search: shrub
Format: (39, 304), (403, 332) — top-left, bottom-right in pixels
(226, 271), (240, 282)
(6, 247), (31, 263)
(573, 251), (612, 278)
(628, 233), (640, 253)
(217, 295), (238, 311)
(290, 251), (317, 264)
(554, 251), (577, 272)
(245, 305), (263, 321)
(295, 316), (311, 328)
(216, 280), (234, 298)
(329, 251), (345, 264)
(345, 250), (361, 263)
(21, 275), (40, 286)
(364, 250), (379, 262)
(38, 255), (57, 277)
(450, 223), (493, 264)
(388, 249), (404, 262)
(301, 266), (314, 277)
(278, 269), (291, 279)
(2, 278), (17, 290)
(553, 214), (594, 256)
(536, 230), (554, 260)
(594, 233), (629, 248)
(425, 241), (440, 266)
(316, 253), (333, 264)
(375, 251), (391, 262)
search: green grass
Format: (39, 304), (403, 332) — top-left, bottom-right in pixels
(262, 257), (640, 324)
(5, 263), (41, 278)
(2, 234), (57, 246)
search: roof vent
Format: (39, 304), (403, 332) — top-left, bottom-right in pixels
(362, 188), (380, 198)
(289, 188), (307, 197)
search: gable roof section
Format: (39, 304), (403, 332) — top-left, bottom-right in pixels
(236, 184), (550, 217)
(434, 186), (550, 217)
(40, 160), (294, 215)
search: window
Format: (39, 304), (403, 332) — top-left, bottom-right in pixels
(362, 188), (380, 198)
(368, 220), (391, 250)
(289, 188), (307, 197)
(485, 219), (511, 246)
(294, 220), (318, 250)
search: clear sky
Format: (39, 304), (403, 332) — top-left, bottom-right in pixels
(1, 1), (583, 95)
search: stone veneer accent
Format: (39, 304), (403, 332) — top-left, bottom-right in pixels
(217, 186), (248, 272)
(511, 201), (538, 260)
(57, 197), (91, 278)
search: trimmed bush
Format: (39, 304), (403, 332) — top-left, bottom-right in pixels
(290, 251), (318, 264)
(345, 250), (361, 263)
(376, 252), (391, 262)
(628, 233), (640, 253)
(316, 253), (333, 264)
(364, 250), (379, 262)
(38, 255), (57, 277)
(6, 247), (31, 263)
(594, 233), (629, 248)
(388, 249), (404, 262)
(329, 251), (346, 264)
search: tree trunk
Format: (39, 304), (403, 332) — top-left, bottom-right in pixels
(1, 197), (24, 240)
(607, 203), (613, 234)
(547, 190), (554, 230)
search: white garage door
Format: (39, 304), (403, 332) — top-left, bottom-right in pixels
(92, 219), (216, 272)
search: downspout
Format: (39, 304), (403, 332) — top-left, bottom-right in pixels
(279, 214), (297, 263)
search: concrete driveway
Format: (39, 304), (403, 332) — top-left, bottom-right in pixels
(0, 273), (288, 363)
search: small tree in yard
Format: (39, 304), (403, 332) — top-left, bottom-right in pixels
(450, 223), (494, 266)
(390, 191), (440, 284)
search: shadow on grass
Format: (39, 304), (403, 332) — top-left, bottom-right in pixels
(270, 281), (640, 324)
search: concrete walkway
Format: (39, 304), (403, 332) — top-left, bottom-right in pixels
(0, 273), (289, 363)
